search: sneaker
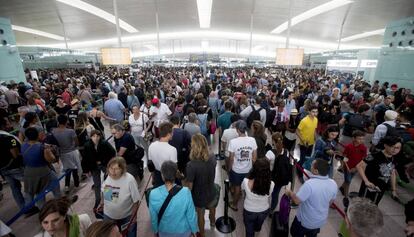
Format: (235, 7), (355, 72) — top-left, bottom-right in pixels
(64, 186), (70, 193)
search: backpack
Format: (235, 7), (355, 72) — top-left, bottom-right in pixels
(246, 105), (263, 128)
(384, 123), (412, 142)
(343, 113), (367, 137)
(265, 109), (276, 128)
(272, 149), (293, 186)
(197, 113), (208, 135)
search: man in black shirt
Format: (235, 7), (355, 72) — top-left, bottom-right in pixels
(111, 124), (142, 179)
(0, 117), (25, 210)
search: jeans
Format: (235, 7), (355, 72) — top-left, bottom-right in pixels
(1, 168), (25, 209)
(298, 145), (313, 179)
(64, 169), (79, 188)
(270, 185), (283, 211)
(104, 214), (137, 237)
(290, 217), (320, 237)
(243, 209), (269, 237)
(91, 165), (105, 208)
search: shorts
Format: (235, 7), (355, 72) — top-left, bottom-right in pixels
(344, 170), (356, 183)
(229, 170), (248, 186)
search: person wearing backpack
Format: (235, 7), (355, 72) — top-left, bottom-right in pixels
(339, 104), (371, 147)
(372, 110), (398, 147)
(240, 95), (266, 128)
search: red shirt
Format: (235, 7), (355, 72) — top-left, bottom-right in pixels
(343, 143), (367, 169)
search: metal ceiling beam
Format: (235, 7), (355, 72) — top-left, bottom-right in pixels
(54, 1), (69, 49)
(248, 0), (256, 57)
(155, 0), (160, 56)
(337, 4), (353, 51)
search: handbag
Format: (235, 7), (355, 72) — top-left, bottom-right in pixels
(210, 183), (221, 208)
(142, 114), (153, 142)
(209, 120), (217, 135)
(147, 160), (156, 173)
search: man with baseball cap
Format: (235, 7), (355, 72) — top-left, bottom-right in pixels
(149, 97), (172, 138)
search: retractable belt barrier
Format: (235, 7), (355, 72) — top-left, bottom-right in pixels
(288, 153), (346, 218)
(6, 170), (71, 226)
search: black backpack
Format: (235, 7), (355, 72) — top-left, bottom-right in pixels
(384, 123), (412, 142)
(343, 113), (367, 136)
(246, 105), (263, 128)
(272, 149), (293, 186)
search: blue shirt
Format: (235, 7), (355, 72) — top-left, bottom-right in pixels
(104, 98), (125, 122)
(296, 175), (337, 229)
(21, 143), (48, 167)
(149, 185), (198, 235)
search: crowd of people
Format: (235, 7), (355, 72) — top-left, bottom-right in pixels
(0, 66), (413, 237)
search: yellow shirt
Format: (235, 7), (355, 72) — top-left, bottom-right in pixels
(297, 115), (318, 145)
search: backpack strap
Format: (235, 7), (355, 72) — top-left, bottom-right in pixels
(251, 105), (256, 111)
(158, 185), (183, 224)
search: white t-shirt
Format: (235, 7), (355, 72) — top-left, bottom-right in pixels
(150, 103), (172, 127)
(128, 113), (149, 137)
(102, 172), (140, 220)
(242, 178), (275, 212)
(148, 141), (177, 171)
(221, 128), (239, 157)
(228, 136), (257, 173)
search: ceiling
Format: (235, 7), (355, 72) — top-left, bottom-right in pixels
(1, 0), (413, 57)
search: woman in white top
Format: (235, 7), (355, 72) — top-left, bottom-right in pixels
(34, 197), (91, 237)
(128, 105), (149, 154)
(100, 157), (140, 237)
(241, 159), (274, 237)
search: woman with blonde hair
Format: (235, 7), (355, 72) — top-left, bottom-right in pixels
(185, 134), (217, 237)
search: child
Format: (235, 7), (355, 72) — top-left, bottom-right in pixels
(339, 130), (367, 206)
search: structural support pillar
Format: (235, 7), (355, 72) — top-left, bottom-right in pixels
(285, 0), (293, 48)
(248, 0), (255, 59)
(113, 0), (122, 47)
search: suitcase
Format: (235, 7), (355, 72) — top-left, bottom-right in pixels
(270, 211), (289, 237)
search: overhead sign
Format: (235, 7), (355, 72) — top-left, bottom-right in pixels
(101, 48), (131, 65)
(327, 60), (358, 68)
(359, 60), (378, 68)
(276, 48), (304, 66)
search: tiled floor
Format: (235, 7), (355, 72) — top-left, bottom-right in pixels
(0, 123), (411, 237)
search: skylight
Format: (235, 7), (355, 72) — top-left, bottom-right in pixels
(197, 0), (213, 28)
(271, 0), (353, 34)
(340, 29), (385, 42)
(56, 0), (138, 33)
(12, 25), (66, 41)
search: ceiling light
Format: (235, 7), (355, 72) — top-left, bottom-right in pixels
(197, 0), (213, 28)
(340, 29), (385, 42)
(56, 0), (138, 33)
(12, 25), (66, 41)
(271, 0), (353, 34)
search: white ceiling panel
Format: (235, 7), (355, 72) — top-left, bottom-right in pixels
(0, 0), (413, 55)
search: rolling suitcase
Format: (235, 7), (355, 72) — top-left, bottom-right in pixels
(270, 211), (289, 237)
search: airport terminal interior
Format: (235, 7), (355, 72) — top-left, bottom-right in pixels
(0, 0), (414, 236)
